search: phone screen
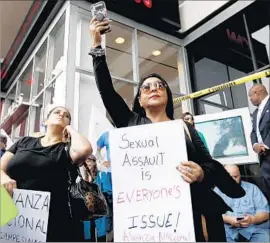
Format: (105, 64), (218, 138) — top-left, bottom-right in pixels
(237, 217), (244, 221)
(91, 1), (108, 21)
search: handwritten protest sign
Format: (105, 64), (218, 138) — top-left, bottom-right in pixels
(110, 120), (195, 242)
(0, 189), (51, 242)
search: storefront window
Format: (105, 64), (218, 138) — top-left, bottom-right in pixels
(246, 1), (270, 92)
(251, 25), (270, 68)
(187, 1), (270, 186)
(200, 102), (228, 114)
(193, 58), (233, 109)
(17, 61), (33, 103)
(194, 59), (249, 110)
(43, 70), (66, 111)
(106, 22), (133, 80)
(174, 105), (182, 119)
(44, 82), (55, 105)
(171, 93), (183, 119)
(5, 84), (17, 115)
(188, 14), (253, 113)
(47, 14), (65, 82)
(137, 31), (180, 93)
(78, 73), (106, 136)
(227, 67), (249, 109)
(105, 79), (136, 124)
(112, 78), (135, 108)
(28, 103), (43, 136)
(43, 81), (59, 119)
(77, 73), (136, 136)
(13, 111), (28, 141)
(246, 1), (270, 69)
(78, 16), (93, 71)
(32, 41), (48, 100)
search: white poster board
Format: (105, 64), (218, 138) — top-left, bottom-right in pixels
(0, 189), (51, 242)
(194, 107), (259, 165)
(110, 120), (195, 242)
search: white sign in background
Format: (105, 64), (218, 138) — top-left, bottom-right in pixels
(0, 189), (51, 242)
(110, 120), (195, 242)
(88, 105), (114, 155)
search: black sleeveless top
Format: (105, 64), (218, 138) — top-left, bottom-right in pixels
(6, 137), (78, 242)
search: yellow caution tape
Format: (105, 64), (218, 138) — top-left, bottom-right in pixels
(173, 69), (270, 104)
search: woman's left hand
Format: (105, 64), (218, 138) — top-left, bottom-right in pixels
(177, 161), (204, 184)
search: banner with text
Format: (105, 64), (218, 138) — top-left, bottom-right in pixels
(110, 120), (195, 242)
(0, 189), (51, 242)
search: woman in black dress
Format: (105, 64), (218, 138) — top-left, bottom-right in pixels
(88, 18), (245, 241)
(0, 106), (92, 242)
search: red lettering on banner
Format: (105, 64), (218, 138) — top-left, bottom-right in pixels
(117, 185), (181, 204)
(134, 0), (152, 8)
(226, 28), (249, 47)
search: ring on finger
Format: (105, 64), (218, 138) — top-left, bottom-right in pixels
(186, 167), (193, 173)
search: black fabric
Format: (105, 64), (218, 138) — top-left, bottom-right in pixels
(251, 98), (270, 149)
(6, 137), (79, 242)
(251, 98), (270, 202)
(260, 153), (270, 202)
(92, 54), (245, 241)
(204, 213), (227, 242)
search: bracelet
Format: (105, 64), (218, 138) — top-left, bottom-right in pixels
(88, 47), (105, 57)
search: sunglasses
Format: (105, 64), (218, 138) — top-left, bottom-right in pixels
(140, 81), (167, 94)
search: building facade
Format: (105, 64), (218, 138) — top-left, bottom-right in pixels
(0, 0), (269, 182)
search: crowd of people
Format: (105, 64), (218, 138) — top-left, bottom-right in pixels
(0, 17), (269, 242)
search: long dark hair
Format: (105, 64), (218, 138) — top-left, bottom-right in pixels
(132, 73), (174, 120)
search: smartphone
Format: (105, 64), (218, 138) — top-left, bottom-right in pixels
(90, 1), (108, 22)
(236, 216), (244, 221)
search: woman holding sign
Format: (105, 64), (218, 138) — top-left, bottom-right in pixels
(88, 19), (245, 242)
(0, 106), (92, 241)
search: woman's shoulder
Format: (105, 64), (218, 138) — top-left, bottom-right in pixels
(15, 136), (40, 146)
(8, 136), (40, 154)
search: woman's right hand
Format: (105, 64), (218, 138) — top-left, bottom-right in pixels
(89, 17), (111, 48)
(1, 173), (17, 196)
(229, 217), (241, 228)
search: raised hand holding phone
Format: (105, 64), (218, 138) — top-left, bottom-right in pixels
(90, 1), (108, 21)
(90, 1), (111, 37)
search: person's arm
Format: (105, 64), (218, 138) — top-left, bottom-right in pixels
(251, 113), (258, 146)
(92, 53), (134, 128)
(90, 18), (134, 128)
(223, 215), (240, 227)
(187, 123), (245, 198)
(65, 126), (92, 166)
(242, 184), (270, 226)
(250, 113), (264, 154)
(0, 138), (27, 195)
(0, 151), (17, 195)
(250, 212), (269, 225)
